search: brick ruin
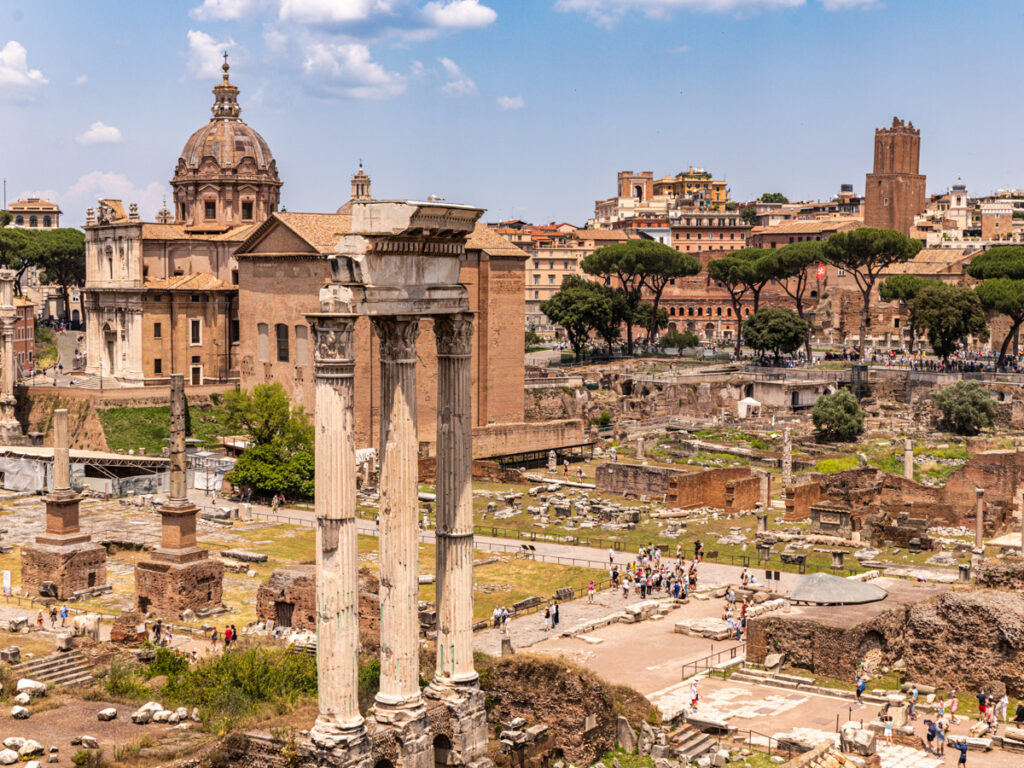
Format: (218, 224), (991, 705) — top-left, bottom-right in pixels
(134, 375), (224, 617)
(20, 409), (108, 599)
(594, 462), (767, 515)
(781, 449), (1024, 547)
(256, 564), (380, 637)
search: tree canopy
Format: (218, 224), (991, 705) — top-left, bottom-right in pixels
(967, 247), (1024, 366)
(822, 227), (922, 352)
(758, 192), (789, 204)
(540, 275), (619, 361)
(932, 381), (996, 436)
(965, 246), (1024, 280)
(743, 307), (809, 362)
(706, 249), (772, 353)
(877, 274), (935, 355)
(909, 282), (988, 362)
(763, 240), (822, 359)
(811, 389), (864, 442)
(29, 229), (86, 316)
(658, 329), (700, 356)
(225, 382), (315, 499)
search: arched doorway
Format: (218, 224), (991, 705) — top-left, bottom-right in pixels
(71, 309), (80, 325)
(102, 323), (116, 373)
(374, 760), (395, 768)
(433, 734), (452, 768)
(791, 390), (800, 408)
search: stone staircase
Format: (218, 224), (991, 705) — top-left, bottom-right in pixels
(666, 723), (717, 764)
(11, 650), (94, 688)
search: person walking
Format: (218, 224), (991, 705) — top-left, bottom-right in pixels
(587, 581), (595, 604)
(996, 693), (1009, 723)
(935, 718), (946, 757)
(952, 739), (969, 766)
(924, 719), (936, 754)
(855, 674), (866, 707)
(883, 716), (893, 747)
(49, 606), (57, 628)
(552, 602), (559, 628)
(59, 604), (68, 627)
(542, 604), (551, 632)
(909, 685), (919, 721)
(608, 547), (615, 566)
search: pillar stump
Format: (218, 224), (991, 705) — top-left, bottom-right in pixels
(425, 314), (490, 768)
(135, 375), (223, 617)
(20, 410), (107, 599)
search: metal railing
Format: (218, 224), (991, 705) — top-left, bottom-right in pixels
(474, 524), (624, 551)
(681, 642), (745, 679)
(724, 728), (797, 760)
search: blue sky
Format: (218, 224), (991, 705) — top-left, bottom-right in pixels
(2, 0), (1022, 226)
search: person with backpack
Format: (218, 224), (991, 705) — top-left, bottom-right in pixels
(855, 674), (866, 706)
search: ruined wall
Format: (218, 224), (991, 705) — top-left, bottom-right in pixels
(20, 542), (107, 600)
(134, 559), (224, 618)
(462, 420), (585, 460)
(595, 463), (684, 497)
(785, 482), (822, 521)
(724, 475), (761, 515)
(668, 467), (752, 509)
(977, 557), (1024, 590)
(255, 564), (381, 638)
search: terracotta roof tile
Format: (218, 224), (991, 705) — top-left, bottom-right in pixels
(466, 222), (528, 258)
(274, 212), (352, 254)
(761, 219), (862, 235)
(144, 272), (234, 291)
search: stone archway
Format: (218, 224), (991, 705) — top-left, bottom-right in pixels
(102, 323), (116, 373)
(857, 631), (885, 672)
(433, 734), (452, 768)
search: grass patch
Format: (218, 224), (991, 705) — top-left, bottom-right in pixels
(98, 403), (233, 453)
(35, 324), (57, 370)
(812, 456), (858, 473)
(601, 749), (653, 768)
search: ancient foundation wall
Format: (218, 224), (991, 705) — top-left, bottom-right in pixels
(784, 482), (822, 521)
(456, 420), (586, 460)
(20, 542), (107, 599)
(977, 557), (1024, 590)
(668, 467), (752, 509)
(135, 558), (224, 617)
(255, 564), (382, 637)
(596, 463), (683, 497)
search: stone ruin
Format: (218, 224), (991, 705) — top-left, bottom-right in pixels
(0, 270), (27, 445)
(255, 564), (382, 638)
(134, 374), (224, 617)
(20, 409), (108, 599)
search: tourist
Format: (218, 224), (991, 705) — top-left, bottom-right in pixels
(996, 692), (1009, 723)
(1015, 701), (1024, 725)
(608, 547), (615, 565)
(500, 606), (509, 631)
(882, 715), (893, 747)
(909, 685), (919, 721)
(621, 574), (630, 599)
(576, 468), (583, 483)
(924, 719), (936, 753)
(855, 674), (866, 707)
(35, 610), (44, 630)
(976, 689), (987, 719)
(542, 604), (551, 632)
(935, 718), (946, 757)
(224, 625), (233, 647)
(949, 689), (959, 724)
(231, 624), (237, 646)
(689, 681), (699, 712)
(210, 628), (218, 650)
(587, 581), (595, 604)
(165, 625), (173, 647)
(552, 602), (559, 628)
(49, 606), (57, 628)
(492, 607), (501, 628)
(59, 604), (68, 627)
(153, 620), (162, 644)
(951, 738), (969, 766)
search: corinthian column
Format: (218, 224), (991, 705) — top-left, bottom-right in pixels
(432, 313), (477, 688)
(310, 316), (366, 748)
(373, 315), (424, 724)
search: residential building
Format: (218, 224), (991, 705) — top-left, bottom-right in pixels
(652, 167), (729, 208)
(593, 167), (731, 227)
(6, 198), (61, 229)
(13, 297), (34, 376)
(668, 211), (751, 257)
(747, 218), (861, 249)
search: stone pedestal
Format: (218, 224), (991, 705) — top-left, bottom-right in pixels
(20, 410), (107, 599)
(135, 375), (223, 617)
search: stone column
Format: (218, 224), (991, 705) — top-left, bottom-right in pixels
(781, 428), (792, 489)
(373, 316), (424, 724)
(636, 436), (645, 460)
(53, 409), (70, 491)
(903, 438), (913, 480)
(975, 488), (985, 550)
(168, 374), (187, 503)
(0, 270), (19, 439)
(309, 316), (366, 747)
(432, 313), (477, 688)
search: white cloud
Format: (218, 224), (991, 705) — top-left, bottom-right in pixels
(186, 30), (236, 79)
(38, 172), (169, 226)
(439, 57), (476, 96)
(556, 0), (873, 24)
(75, 74), (88, 86)
(0, 40), (48, 91)
(76, 122), (123, 145)
(423, 0), (497, 29)
(410, 59), (427, 78)
(496, 95), (524, 110)
(303, 42), (405, 99)
(191, 0), (268, 19)
(820, 0), (875, 8)
(279, 0), (391, 24)
(668, 44), (691, 53)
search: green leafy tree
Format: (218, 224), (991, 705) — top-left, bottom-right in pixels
(540, 275), (611, 361)
(758, 192), (789, 204)
(764, 241), (822, 360)
(706, 249), (771, 353)
(225, 382), (315, 499)
(28, 228), (86, 318)
(632, 300), (668, 340)
(740, 207), (757, 226)
(658, 329), (700, 356)
(742, 307), (809, 363)
(931, 381), (997, 436)
(524, 330), (543, 347)
(822, 228), (922, 353)
(0, 226), (32, 297)
(582, 240), (699, 353)
(909, 282), (988, 362)
(877, 274), (935, 355)
(811, 389), (864, 442)
(967, 246), (1024, 366)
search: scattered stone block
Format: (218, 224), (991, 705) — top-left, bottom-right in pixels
(11, 706), (29, 719)
(97, 708), (117, 721)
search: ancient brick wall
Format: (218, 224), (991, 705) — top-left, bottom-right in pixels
(20, 542), (107, 600)
(596, 463), (682, 497)
(785, 482), (822, 521)
(134, 558), (224, 617)
(669, 467), (751, 509)
(724, 475), (761, 515)
(255, 564), (381, 638)
(421, 420), (585, 460)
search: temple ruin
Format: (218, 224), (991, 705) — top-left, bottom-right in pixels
(20, 409), (107, 599)
(134, 374), (224, 616)
(0, 270), (24, 443)
(303, 201), (490, 768)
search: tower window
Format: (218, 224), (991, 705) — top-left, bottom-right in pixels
(241, 201), (253, 220)
(153, 322), (162, 339)
(275, 323), (289, 362)
(190, 318), (202, 345)
(204, 201), (216, 219)
(154, 358), (162, 374)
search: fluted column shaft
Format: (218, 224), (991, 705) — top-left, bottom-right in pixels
(433, 313), (477, 686)
(1, 318), (14, 399)
(53, 409), (70, 491)
(373, 316), (424, 722)
(310, 316), (365, 745)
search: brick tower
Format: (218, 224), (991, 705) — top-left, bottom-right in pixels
(20, 409), (107, 599)
(135, 374), (223, 617)
(864, 117), (926, 236)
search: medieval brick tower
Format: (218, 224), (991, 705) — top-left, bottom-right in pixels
(864, 117), (926, 236)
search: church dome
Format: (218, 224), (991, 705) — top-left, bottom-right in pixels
(171, 57), (281, 230)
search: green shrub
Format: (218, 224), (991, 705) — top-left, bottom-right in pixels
(590, 410), (612, 427)
(102, 660), (147, 699)
(72, 750), (110, 768)
(811, 390), (864, 442)
(932, 381), (997, 436)
(143, 645), (190, 679)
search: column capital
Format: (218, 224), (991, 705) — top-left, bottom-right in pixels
(312, 315), (356, 379)
(435, 313), (474, 358)
(374, 315), (420, 363)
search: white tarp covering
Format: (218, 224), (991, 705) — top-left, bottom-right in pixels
(737, 396), (762, 419)
(0, 456), (47, 492)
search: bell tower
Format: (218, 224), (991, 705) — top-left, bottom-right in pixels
(351, 163), (372, 201)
